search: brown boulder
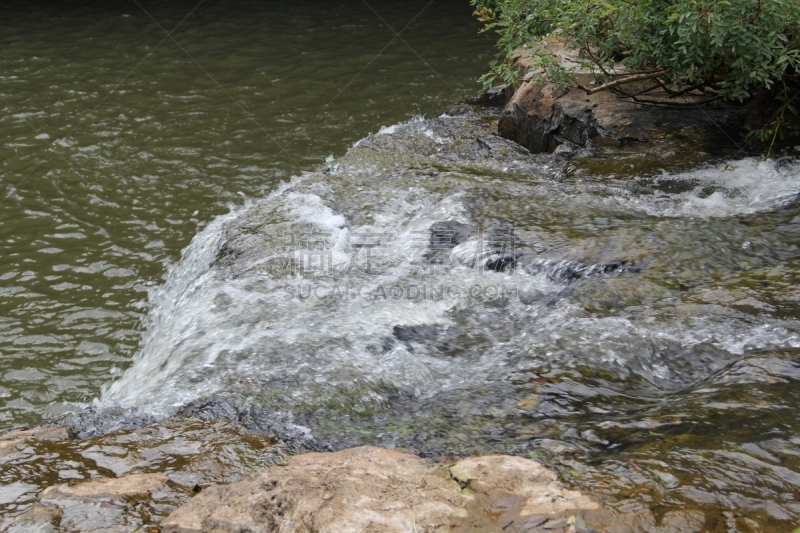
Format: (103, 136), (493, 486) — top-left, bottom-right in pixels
(498, 43), (739, 153)
(161, 446), (611, 533)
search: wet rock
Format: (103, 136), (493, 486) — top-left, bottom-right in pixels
(466, 85), (508, 107)
(32, 474), (169, 533)
(40, 473), (168, 501)
(2, 503), (62, 533)
(58, 405), (157, 439)
(422, 219), (637, 278)
(177, 400), (330, 451)
(517, 258), (638, 281)
(391, 324), (464, 356)
(602, 501), (705, 533)
(392, 324), (440, 343)
(161, 446), (612, 533)
(0, 417), (294, 531)
(485, 254), (518, 272)
(443, 104), (472, 116)
(425, 220), (479, 264)
(56, 400), (329, 453)
(0, 426), (71, 444)
(498, 42), (741, 153)
(0, 427), (72, 463)
(424, 220), (636, 280)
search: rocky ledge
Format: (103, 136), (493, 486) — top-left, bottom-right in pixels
(161, 446), (609, 533)
(497, 41), (745, 154)
(0, 423), (712, 533)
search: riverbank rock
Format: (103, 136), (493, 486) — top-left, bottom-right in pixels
(161, 445), (614, 533)
(498, 42), (742, 153)
(0, 419), (710, 532)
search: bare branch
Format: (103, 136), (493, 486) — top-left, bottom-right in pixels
(575, 68), (672, 94)
(627, 94), (724, 107)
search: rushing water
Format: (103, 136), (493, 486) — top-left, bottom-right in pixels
(0, 0), (494, 428)
(5, 1), (800, 531)
(90, 108), (800, 528)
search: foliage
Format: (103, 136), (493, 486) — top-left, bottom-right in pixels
(472, 0), (800, 106)
(747, 82), (799, 156)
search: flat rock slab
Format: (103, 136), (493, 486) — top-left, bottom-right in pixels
(40, 473), (168, 501)
(0, 426), (73, 460)
(2, 473), (169, 533)
(162, 446), (615, 533)
(0, 426), (71, 444)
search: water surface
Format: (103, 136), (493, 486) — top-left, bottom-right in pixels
(99, 107), (800, 529)
(0, 0), (495, 428)
(5, 2), (800, 530)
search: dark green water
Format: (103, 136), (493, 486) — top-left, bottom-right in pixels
(0, 0), (494, 429)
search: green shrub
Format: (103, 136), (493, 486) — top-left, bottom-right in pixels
(473, 0), (800, 103)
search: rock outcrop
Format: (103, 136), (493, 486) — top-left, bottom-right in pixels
(161, 446), (610, 533)
(498, 42), (741, 153)
(0, 422), (711, 533)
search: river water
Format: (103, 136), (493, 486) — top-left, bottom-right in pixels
(0, 0), (494, 428)
(4, 1), (800, 531)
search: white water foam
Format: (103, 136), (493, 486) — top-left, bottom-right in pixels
(101, 176), (514, 415)
(625, 158), (800, 218)
(100, 115), (800, 423)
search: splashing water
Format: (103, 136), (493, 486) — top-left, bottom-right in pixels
(100, 110), (800, 527)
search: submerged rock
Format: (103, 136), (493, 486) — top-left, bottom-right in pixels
(2, 473), (170, 533)
(2, 503), (61, 533)
(40, 473), (168, 501)
(27, 474), (169, 533)
(0, 427), (71, 447)
(161, 445), (612, 533)
(0, 417), (282, 532)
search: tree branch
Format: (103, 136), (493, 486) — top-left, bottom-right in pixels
(627, 94), (724, 107)
(575, 68), (672, 94)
